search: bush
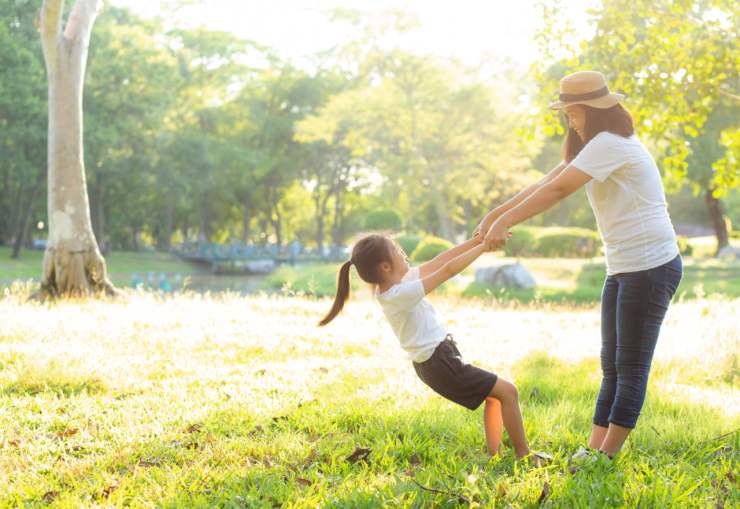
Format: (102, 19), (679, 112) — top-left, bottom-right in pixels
(410, 236), (454, 262)
(364, 209), (402, 231)
(503, 227), (537, 257)
(394, 234), (423, 256)
(677, 235), (693, 256)
(535, 227), (602, 258)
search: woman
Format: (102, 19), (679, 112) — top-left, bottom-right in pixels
(475, 70), (682, 458)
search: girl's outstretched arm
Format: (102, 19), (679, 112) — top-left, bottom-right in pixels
(418, 237), (481, 278)
(420, 243), (486, 295)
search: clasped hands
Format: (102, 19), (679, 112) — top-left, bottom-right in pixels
(472, 215), (511, 252)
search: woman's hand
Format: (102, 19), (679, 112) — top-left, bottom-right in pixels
(473, 212), (497, 239)
(483, 219), (510, 251)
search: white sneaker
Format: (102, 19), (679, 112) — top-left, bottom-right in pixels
(570, 445), (594, 462)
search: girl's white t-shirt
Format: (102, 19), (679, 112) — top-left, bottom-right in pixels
(376, 267), (446, 363)
(570, 131), (679, 275)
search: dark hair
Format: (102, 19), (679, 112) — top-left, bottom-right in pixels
(563, 103), (634, 163)
(318, 234), (394, 326)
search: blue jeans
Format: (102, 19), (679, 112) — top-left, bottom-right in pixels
(593, 254), (683, 429)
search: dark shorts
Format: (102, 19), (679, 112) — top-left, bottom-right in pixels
(412, 334), (498, 410)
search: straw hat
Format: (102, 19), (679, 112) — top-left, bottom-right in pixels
(549, 71), (625, 110)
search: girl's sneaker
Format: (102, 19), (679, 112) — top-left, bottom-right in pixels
(527, 451), (553, 467)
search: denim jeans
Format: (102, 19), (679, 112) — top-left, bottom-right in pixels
(593, 254), (683, 429)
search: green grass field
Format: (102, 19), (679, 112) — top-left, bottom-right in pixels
(0, 247), (204, 281)
(0, 288), (737, 507)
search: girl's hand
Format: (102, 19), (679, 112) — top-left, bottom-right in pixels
(483, 219), (510, 251)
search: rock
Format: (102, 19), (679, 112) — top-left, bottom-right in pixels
(718, 245), (739, 261)
(245, 259), (278, 274)
(475, 263), (536, 289)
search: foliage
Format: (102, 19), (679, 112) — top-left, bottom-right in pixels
(677, 235), (694, 257)
(364, 209), (403, 232)
(394, 233), (424, 256)
(503, 227), (537, 257)
(535, 228), (602, 258)
(410, 236), (454, 262)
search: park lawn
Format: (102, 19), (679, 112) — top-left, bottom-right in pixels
(0, 290), (737, 508)
(0, 247), (205, 282)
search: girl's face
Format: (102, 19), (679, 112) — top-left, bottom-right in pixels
(564, 105), (586, 141)
(379, 239), (409, 282)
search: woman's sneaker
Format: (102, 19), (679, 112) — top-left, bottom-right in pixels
(569, 446), (611, 473)
(570, 445), (595, 462)
(527, 451), (554, 467)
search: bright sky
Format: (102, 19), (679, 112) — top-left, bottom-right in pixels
(112, 0), (600, 71)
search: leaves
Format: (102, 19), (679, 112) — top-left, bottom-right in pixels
(55, 428), (79, 439)
(345, 447), (371, 464)
(42, 490), (59, 503)
(537, 480), (551, 505)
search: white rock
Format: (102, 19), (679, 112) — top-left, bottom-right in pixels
(475, 263), (536, 289)
(245, 259), (278, 274)
(717, 245), (739, 260)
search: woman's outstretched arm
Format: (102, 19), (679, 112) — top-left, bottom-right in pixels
(474, 161), (568, 237)
(483, 165), (592, 249)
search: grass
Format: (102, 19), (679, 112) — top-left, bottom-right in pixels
(0, 288), (737, 507)
(0, 246), (204, 282)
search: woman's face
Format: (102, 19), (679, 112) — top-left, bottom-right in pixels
(564, 105), (586, 141)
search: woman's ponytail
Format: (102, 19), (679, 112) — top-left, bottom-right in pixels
(318, 260), (352, 326)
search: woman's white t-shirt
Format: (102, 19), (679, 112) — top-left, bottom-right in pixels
(570, 131), (679, 275)
(376, 267), (446, 363)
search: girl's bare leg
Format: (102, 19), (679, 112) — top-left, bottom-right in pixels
(488, 379), (529, 458)
(483, 397), (503, 455)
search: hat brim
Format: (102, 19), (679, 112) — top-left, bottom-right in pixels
(549, 92), (625, 110)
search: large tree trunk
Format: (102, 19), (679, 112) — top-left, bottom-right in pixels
(705, 188), (730, 255)
(39, 0), (116, 298)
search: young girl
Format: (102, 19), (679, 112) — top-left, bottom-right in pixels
(319, 233), (546, 461)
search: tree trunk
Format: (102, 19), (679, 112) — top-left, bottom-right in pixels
(431, 186), (453, 241)
(158, 195), (174, 250)
(198, 189), (211, 242)
(272, 207), (283, 249)
(314, 193), (327, 255)
(241, 193), (252, 244)
(705, 188), (729, 255)
(131, 225), (140, 251)
(39, 0), (116, 298)
(331, 188), (343, 246)
(11, 175), (44, 259)
(463, 199), (472, 237)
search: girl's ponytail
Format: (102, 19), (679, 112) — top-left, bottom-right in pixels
(318, 260), (352, 326)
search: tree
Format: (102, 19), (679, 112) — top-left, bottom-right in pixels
(533, 0), (740, 253)
(38, 0), (116, 297)
(0, 1), (47, 258)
